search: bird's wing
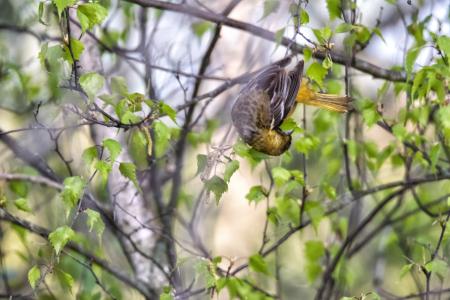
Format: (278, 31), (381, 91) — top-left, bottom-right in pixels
(268, 61), (304, 128)
(239, 60), (304, 129)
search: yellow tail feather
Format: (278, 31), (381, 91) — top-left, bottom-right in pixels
(296, 80), (351, 113)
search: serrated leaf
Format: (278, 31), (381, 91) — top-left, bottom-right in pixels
(303, 47), (312, 62)
(191, 21), (212, 38)
(425, 259), (448, 279)
(406, 47), (420, 76)
(14, 198), (31, 212)
(437, 36), (450, 58)
(373, 27), (386, 43)
(28, 265), (41, 289)
(111, 76), (128, 96)
(305, 240), (325, 260)
(300, 10), (309, 24)
(53, 0), (76, 17)
(335, 23), (353, 33)
(429, 143), (440, 171)
(196, 154), (208, 175)
(61, 176), (85, 211)
(82, 146), (98, 166)
(392, 124), (407, 141)
(85, 209), (104, 240)
(56, 269), (74, 293)
(38, 2), (46, 24)
(400, 263), (413, 278)
(79, 72), (105, 101)
(249, 254), (269, 275)
(205, 176), (228, 203)
(306, 62), (328, 87)
(322, 56), (333, 69)
(95, 160), (112, 186)
(272, 167), (291, 187)
(245, 186), (267, 203)
(326, 0), (341, 20)
(10, 180), (28, 197)
(49, 226), (75, 254)
(119, 162), (139, 190)
(153, 121), (171, 158)
(261, 0), (280, 19)
(69, 38), (84, 60)
(274, 27), (285, 47)
(77, 3), (108, 32)
(103, 138), (122, 162)
(160, 102), (177, 123)
(223, 160), (239, 183)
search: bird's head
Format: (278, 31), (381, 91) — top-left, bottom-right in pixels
(252, 129), (292, 156)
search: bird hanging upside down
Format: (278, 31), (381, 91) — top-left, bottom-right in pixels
(231, 58), (350, 156)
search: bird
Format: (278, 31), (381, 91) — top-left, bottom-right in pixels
(231, 58), (350, 156)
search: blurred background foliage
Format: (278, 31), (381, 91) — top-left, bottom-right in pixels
(0, 0), (449, 299)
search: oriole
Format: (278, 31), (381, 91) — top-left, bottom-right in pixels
(231, 58), (350, 156)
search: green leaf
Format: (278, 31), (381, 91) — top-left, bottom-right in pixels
(56, 269), (74, 293)
(245, 186), (267, 204)
(305, 240), (325, 260)
(153, 121), (171, 158)
(53, 0), (76, 17)
(249, 254), (269, 275)
(326, 0), (341, 20)
(437, 36), (450, 58)
(129, 129), (150, 168)
(233, 141), (268, 168)
(313, 27), (332, 44)
(77, 3), (108, 32)
(48, 226), (75, 254)
(38, 2), (46, 25)
(373, 27), (386, 43)
(223, 160), (239, 183)
(392, 124), (407, 141)
(400, 263), (413, 278)
(272, 167), (291, 187)
(274, 27), (285, 48)
(61, 176), (86, 211)
(160, 288), (174, 300)
(429, 144), (440, 171)
(119, 162), (140, 190)
(303, 48), (313, 62)
(306, 62), (328, 87)
(95, 160), (112, 186)
(205, 176), (228, 203)
(111, 76), (128, 96)
(305, 201), (325, 229)
(159, 102), (177, 123)
(406, 47), (420, 76)
(9, 180), (28, 197)
(79, 72), (105, 101)
(191, 21), (212, 38)
(85, 209), (105, 240)
(103, 138), (122, 162)
(425, 259), (448, 279)
(335, 23), (353, 33)
(14, 198), (31, 212)
(196, 154), (208, 175)
(300, 10), (309, 24)
(322, 56), (333, 69)
(69, 38), (84, 60)
(261, 0), (280, 19)
(28, 265), (41, 289)
(82, 146), (98, 166)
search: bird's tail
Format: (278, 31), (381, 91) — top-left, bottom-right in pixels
(296, 80), (351, 113)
